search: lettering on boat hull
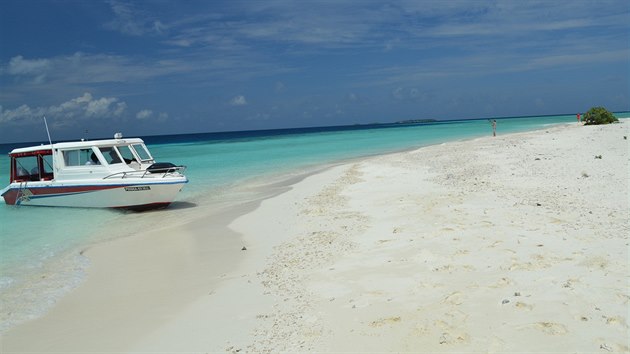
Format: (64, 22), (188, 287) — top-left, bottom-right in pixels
(125, 186), (151, 192)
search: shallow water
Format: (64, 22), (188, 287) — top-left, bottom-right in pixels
(1, 113), (625, 332)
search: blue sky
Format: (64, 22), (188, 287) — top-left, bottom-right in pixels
(1, 0), (628, 143)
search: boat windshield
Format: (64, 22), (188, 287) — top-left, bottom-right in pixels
(131, 144), (152, 162)
(99, 147), (123, 164)
(116, 145), (138, 164)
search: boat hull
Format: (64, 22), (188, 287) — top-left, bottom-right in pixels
(1, 179), (187, 210)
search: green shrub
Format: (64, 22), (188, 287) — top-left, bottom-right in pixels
(583, 106), (618, 125)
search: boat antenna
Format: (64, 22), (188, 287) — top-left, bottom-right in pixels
(43, 116), (52, 145)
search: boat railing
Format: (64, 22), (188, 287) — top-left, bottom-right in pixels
(103, 165), (187, 180)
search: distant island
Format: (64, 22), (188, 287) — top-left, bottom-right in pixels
(395, 119), (438, 124)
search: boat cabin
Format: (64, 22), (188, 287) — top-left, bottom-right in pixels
(9, 149), (54, 182)
(8, 138), (156, 183)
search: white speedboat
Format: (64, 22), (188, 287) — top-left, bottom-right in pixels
(1, 133), (188, 210)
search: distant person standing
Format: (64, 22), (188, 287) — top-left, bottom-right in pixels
(491, 119), (497, 137)
(576, 112), (581, 123)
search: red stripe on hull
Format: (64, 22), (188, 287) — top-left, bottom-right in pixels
(29, 185), (121, 196)
(3, 185), (124, 205)
(2, 185), (178, 211)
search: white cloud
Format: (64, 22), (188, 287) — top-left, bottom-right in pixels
(2, 53), (168, 85)
(136, 109), (169, 121)
(106, 1), (140, 34)
(391, 87), (429, 102)
(104, 0), (164, 36)
(114, 102), (127, 116)
(86, 96), (122, 117)
(0, 104), (37, 123)
(230, 95), (247, 106)
(5, 55), (51, 83)
(0, 92), (128, 125)
(2, 51), (271, 89)
(153, 20), (167, 34)
(7, 56), (50, 75)
(136, 109), (153, 119)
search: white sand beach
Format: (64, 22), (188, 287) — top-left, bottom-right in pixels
(2, 120), (628, 353)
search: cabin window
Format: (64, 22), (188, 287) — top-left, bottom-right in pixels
(131, 144), (152, 161)
(11, 152), (54, 181)
(62, 148), (95, 166)
(15, 156), (38, 177)
(99, 147), (123, 164)
(117, 145), (137, 164)
(42, 155), (54, 175)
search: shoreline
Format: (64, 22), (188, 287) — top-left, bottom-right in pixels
(0, 162), (342, 351)
(2, 120), (628, 352)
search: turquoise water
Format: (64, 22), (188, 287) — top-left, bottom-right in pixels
(150, 115), (580, 199)
(0, 113), (625, 331)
